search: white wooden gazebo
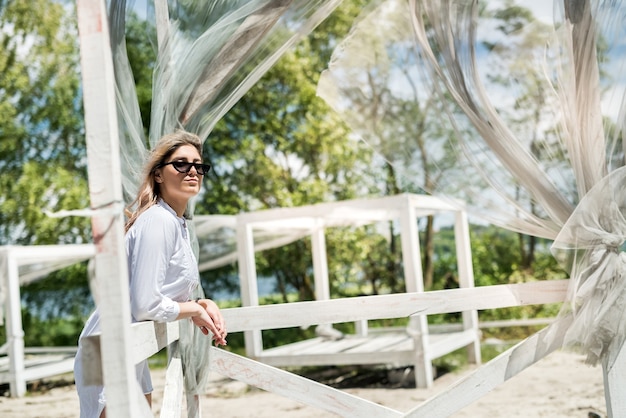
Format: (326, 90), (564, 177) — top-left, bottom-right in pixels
(230, 193), (481, 388)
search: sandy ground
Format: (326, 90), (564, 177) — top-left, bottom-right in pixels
(0, 349), (607, 417)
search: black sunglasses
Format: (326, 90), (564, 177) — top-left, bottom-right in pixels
(158, 161), (211, 175)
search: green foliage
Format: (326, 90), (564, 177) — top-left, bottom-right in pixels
(0, 162), (90, 245)
(0, 0), (88, 245)
(22, 262), (93, 319)
(197, 0), (386, 299)
(0, 0), (83, 173)
(326, 224), (403, 297)
(0, 0), (92, 345)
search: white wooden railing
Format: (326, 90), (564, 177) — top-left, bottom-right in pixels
(80, 279), (569, 417)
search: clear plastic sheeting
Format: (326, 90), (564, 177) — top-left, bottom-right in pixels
(108, 0), (345, 202)
(317, 0), (626, 365)
(105, 0), (355, 401)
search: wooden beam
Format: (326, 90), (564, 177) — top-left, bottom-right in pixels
(455, 210), (481, 364)
(237, 222), (263, 358)
(221, 280), (569, 333)
(399, 195), (432, 388)
(82, 321), (179, 385)
(76, 1), (151, 415)
(603, 342), (626, 417)
(403, 316), (572, 417)
(159, 346), (184, 418)
(210, 347), (403, 417)
(5, 253), (25, 397)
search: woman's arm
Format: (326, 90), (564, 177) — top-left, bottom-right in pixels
(177, 299), (227, 346)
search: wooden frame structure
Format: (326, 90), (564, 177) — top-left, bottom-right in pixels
(75, 280), (570, 417)
(234, 193), (481, 388)
(0, 244), (94, 397)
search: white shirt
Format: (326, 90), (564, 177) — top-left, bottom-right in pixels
(78, 199), (199, 338)
(75, 199), (200, 417)
(126, 199), (199, 322)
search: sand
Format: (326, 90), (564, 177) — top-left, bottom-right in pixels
(0, 349), (607, 417)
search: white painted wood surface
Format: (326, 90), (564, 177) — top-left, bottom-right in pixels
(257, 329), (479, 368)
(237, 222), (263, 358)
(160, 348), (184, 418)
(399, 196), (432, 387)
(76, 0), (151, 416)
(233, 193), (481, 388)
(603, 340), (626, 417)
(221, 280), (569, 332)
(455, 210), (481, 365)
(82, 321), (178, 385)
(5, 253), (25, 397)
(209, 347), (403, 417)
(80, 280), (568, 384)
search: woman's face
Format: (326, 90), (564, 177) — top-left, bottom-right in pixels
(155, 144), (204, 212)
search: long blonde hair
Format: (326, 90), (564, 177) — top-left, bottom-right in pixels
(124, 130), (203, 232)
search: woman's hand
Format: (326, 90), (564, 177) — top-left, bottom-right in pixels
(191, 298), (228, 346)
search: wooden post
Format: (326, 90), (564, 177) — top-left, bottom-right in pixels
(603, 343), (626, 417)
(312, 223), (339, 334)
(454, 210), (481, 365)
(399, 196), (432, 388)
(237, 221), (263, 357)
(76, 1), (151, 416)
(312, 224), (329, 302)
(5, 249), (26, 397)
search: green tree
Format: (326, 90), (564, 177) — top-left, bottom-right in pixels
(197, 0), (391, 301)
(0, 0), (89, 245)
(0, 0), (91, 345)
(483, 1), (573, 270)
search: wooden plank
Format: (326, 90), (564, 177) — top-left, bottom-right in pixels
(399, 195), (431, 388)
(222, 280), (569, 333)
(23, 347), (78, 354)
(81, 321), (179, 385)
(7, 244), (95, 266)
(260, 351), (415, 368)
(76, 0), (151, 416)
(295, 337), (366, 355)
(237, 222), (263, 358)
(454, 210), (481, 365)
(210, 347), (403, 417)
(603, 342), (626, 417)
(260, 337), (327, 357)
(21, 358), (75, 382)
(348, 334), (410, 354)
(429, 330), (478, 360)
(5, 253), (25, 397)
(236, 194), (456, 226)
(159, 357), (184, 418)
(404, 316), (572, 417)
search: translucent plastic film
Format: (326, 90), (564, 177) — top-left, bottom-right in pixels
(109, 0), (344, 202)
(317, 0), (626, 364)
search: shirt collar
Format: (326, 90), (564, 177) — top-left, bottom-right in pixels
(157, 198), (187, 227)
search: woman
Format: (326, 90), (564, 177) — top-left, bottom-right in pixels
(74, 130), (227, 418)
